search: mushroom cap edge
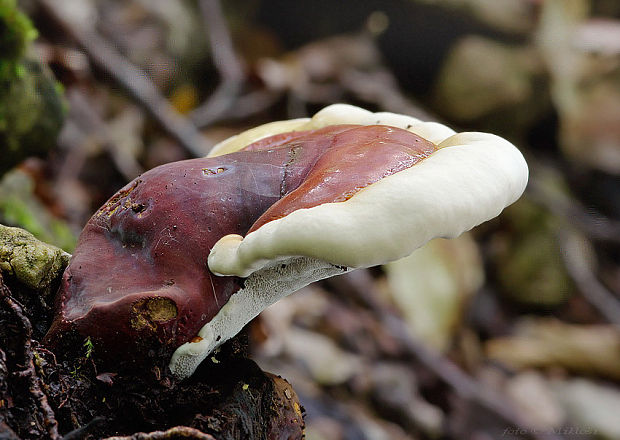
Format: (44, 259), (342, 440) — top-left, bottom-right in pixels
(207, 106), (529, 278)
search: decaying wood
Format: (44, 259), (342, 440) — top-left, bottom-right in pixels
(104, 426), (217, 440)
(0, 246), (304, 440)
(0, 273), (60, 440)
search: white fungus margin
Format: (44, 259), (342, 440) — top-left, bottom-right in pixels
(169, 104), (529, 379)
(207, 106), (528, 277)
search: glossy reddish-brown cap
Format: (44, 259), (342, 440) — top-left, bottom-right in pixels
(45, 124), (436, 363)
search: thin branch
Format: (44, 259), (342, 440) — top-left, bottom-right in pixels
(191, 0), (245, 127)
(340, 68), (436, 121)
(524, 162), (620, 325)
(217, 89), (282, 122)
(65, 89), (144, 181)
(328, 270), (564, 440)
(527, 163), (620, 245)
(37, 0), (211, 158)
(200, 0), (244, 84)
(103, 426), (216, 440)
(0, 273), (61, 440)
(61, 416), (106, 440)
(559, 231), (620, 327)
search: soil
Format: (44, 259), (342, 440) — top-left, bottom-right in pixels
(0, 273), (304, 440)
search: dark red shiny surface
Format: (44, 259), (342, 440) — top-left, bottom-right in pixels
(45, 124), (436, 361)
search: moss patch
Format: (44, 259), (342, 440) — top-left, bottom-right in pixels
(0, 223), (70, 290)
(0, 0), (65, 175)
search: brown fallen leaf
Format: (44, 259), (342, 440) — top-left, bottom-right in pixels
(384, 234), (483, 351)
(486, 317), (620, 380)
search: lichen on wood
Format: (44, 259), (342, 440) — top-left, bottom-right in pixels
(0, 224), (70, 291)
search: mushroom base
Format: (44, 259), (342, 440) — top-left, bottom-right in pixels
(169, 257), (349, 379)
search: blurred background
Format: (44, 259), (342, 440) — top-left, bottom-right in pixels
(2, 0), (620, 439)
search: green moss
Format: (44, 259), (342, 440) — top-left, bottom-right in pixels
(0, 169), (77, 251)
(83, 337), (94, 359)
(0, 1), (65, 175)
(0, 223), (70, 291)
(0, 0), (38, 63)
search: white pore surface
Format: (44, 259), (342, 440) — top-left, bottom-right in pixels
(169, 257), (347, 379)
(208, 105), (529, 277)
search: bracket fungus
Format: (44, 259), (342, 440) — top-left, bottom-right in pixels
(45, 104), (528, 379)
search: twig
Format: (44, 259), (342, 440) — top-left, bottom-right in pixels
(527, 163), (620, 245)
(200, 0), (244, 82)
(0, 421), (20, 440)
(529, 188), (620, 244)
(525, 162), (620, 325)
(103, 426), (216, 440)
(65, 89), (144, 181)
(0, 273), (61, 440)
(61, 416), (106, 440)
(340, 68), (436, 121)
(35, 346), (58, 366)
(559, 231), (620, 327)
(37, 0), (211, 158)
(328, 270), (564, 440)
(191, 0), (245, 127)
(217, 89), (282, 122)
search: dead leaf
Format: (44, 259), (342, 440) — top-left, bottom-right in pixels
(486, 318), (620, 380)
(384, 234), (483, 351)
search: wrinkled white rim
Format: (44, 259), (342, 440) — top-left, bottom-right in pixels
(207, 104), (456, 157)
(207, 104), (529, 277)
(170, 104), (528, 378)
